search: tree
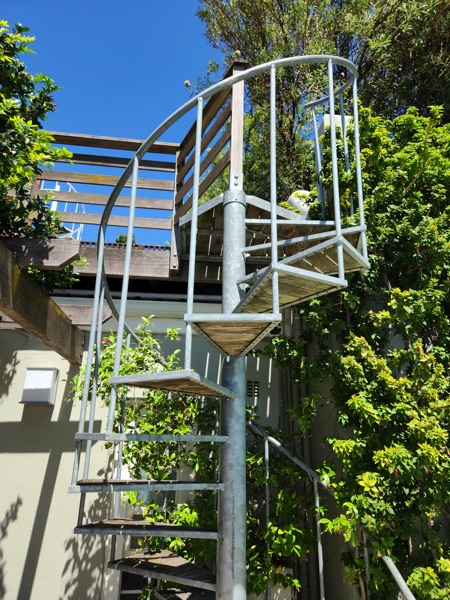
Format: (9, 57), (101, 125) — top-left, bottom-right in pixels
(197, 0), (450, 121)
(265, 107), (450, 598)
(0, 21), (77, 290)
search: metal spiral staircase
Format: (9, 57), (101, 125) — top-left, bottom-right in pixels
(68, 56), (413, 600)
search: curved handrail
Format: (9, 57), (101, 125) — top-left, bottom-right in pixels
(97, 54), (358, 336)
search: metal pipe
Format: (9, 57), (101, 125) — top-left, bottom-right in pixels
(381, 556), (416, 600)
(311, 106), (326, 218)
(264, 437), (271, 600)
(314, 480), (325, 600)
(270, 63), (280, 314)
(184, 97), (204, 371)
(82, 284), (105, 480)
(71, 220), (107, 487)
(339, 91), (352, 214)
(352, 76), (368, 263)
(327, 59), (345, 281)
(105, 156), (139, 432)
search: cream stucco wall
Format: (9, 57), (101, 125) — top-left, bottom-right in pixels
(0, 299), (282, 600)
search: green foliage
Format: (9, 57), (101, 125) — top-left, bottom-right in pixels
(265, 107), (450, 598)
(71, 319), (317, 595)
(0, 21), (76, 290)
(198, 0), (450, 120)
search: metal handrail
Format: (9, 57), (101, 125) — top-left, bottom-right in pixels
(249, 421), (416, 600)
(95, 54), (359, 342)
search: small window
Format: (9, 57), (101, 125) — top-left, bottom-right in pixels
(21, 368), (59, 405)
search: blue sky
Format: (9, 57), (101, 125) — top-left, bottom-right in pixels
(2, 1), (223, 243)
(2, 0), (220, 138)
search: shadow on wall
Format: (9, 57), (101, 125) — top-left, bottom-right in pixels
(0, 347), (18, 403)
(0, 497), (23, 600)
(59, 489), (112, 600)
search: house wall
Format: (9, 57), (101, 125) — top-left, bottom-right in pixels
(0, 299), (282, 600)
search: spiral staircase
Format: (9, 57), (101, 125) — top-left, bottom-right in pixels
(67, 56), (393, 600)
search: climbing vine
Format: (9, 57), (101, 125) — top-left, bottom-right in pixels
(265, 106), (450, 598)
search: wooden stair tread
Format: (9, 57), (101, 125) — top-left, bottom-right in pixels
(75, 519), (217, 539)
(187, 314), (281, 356)
(69, 479), (224, 493)
(109, 370), (235, 398)
(238, 265), (347, 314)
(153, 589), (215, 600)
(109, 550), (216, 591)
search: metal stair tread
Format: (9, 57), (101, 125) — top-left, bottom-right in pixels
(186, 313), (281, 356)
(74, 432), (229, 443)
(75, 519), (218, 539)
(108, 550), (216, 592)
(109, 370), (235, 398)
(153, 588), (215, 600)
(69, 479), (224, 493)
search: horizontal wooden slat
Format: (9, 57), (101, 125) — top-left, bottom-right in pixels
(46, 191), (173, 210)
(39, 170), (174, 191)
(50, 132), (179, 154)
(60, 153), (175, 172)
(174, 151), (230, 224)
(176, 128), (231, 203)
(57, 212), (172, 230)
(177, 102), (231, 184)
(178, 89), (232, 165)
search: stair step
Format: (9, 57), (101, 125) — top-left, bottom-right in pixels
(236, 264), (347, 314)
(153, 588), (215, 600)
(69, 479), (224, 493)
(109, 370), (235, 398)
(75, 432), (229, 443)
(75, 519), (217, 539)
(186, 313), (281, 356)
(109, 550), (216, 592)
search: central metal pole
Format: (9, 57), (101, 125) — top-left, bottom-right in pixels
(217, 60), (247, 600)
(217, 189), (247, 600)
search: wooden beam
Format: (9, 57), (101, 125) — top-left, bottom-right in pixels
(78, 246), (172, 279)
(1, 238), (80, 270)
(45, 191), (173, 211)
(59, 153), (176, 172)
(50, 132), (179, 155)
(39, 170), (174, 191)
(56, 212), (172, 230)
(0, 242), (85, 364)
(0, 305), (111, 326)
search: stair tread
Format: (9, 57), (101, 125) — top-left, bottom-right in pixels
(109, 370), (235, 398)
(153, 589), (215, 600)
(237, 264), (347, 313)
(109, 550), (216, 591)
(75, 519), (217, 539)
(187, 313), (280, 356)
(70, 479), (223, 493)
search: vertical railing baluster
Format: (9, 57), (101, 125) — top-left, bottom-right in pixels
(71, 220), (107, 487)
(184, 97), (204, 371)
(339, 91), (352, 215)
(106, 156), (139, 433)
(264, 436), (271, 600)
(352, 76), (368, 263)
(312, 106), (326, 219)
(270, 63), (280, 314)
(327, 59), (345, 281)
(82, 283), (105, 480)
(314, 479), (325, 600)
